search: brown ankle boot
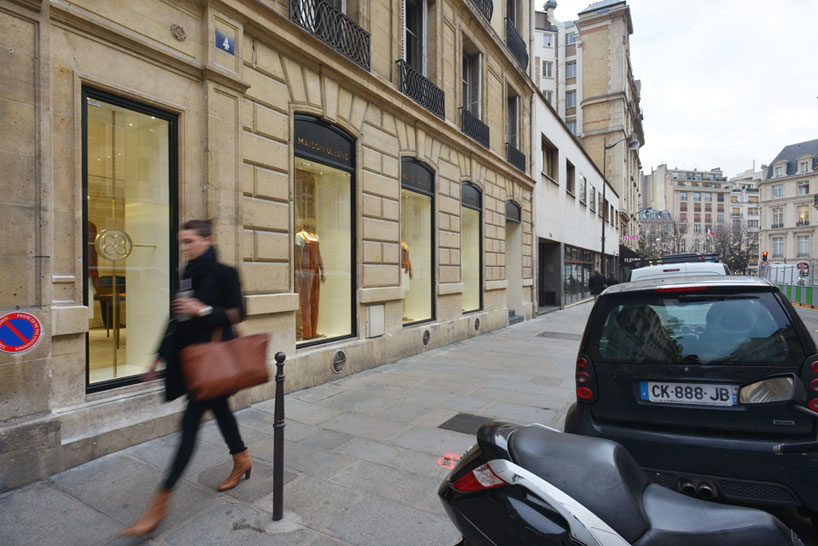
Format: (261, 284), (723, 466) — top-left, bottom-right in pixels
(218, 449), (252, 491)
(119, 488), (172, 536)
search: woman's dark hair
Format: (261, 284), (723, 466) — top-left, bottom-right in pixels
(182, 219), (212, 238)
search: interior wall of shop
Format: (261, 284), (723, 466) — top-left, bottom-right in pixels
(0, 0), (538, 491)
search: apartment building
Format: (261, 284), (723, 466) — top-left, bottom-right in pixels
(1, 0), (537, 490)
(727, 168), (763, 273)
(532, 0), (644, 249)
(759, 140), (818, 265)
(641, 165), (730, 253)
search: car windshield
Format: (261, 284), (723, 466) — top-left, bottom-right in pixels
(588, 291), (805, 364)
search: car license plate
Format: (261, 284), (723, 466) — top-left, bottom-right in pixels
(640, 382), (738, 407)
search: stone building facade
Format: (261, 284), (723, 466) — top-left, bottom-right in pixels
(759, 140), (818, 266)
(0, 0), (536, 490)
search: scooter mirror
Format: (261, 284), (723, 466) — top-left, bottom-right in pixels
(739, 375), (806, 405)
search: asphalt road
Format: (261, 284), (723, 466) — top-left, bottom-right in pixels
(796, 305), (818, 344)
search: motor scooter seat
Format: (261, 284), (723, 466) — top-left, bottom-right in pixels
(634, 483), (793, 546)
(507, 425), (649, 543)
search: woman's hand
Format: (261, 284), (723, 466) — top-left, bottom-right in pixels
(173, 297), (207, 316)
(142, 358), (163, 382)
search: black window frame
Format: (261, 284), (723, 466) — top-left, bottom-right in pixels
(82, 86), (179, 394)
(401, 157), (436, 326)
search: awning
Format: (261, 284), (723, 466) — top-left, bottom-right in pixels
(619, 244), (641, 265)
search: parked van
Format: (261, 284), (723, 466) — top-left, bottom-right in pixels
(628, 262), (731, 282)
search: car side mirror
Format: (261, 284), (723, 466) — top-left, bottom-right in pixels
(739, 375), (806, 405)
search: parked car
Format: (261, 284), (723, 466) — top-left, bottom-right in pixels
(564, 276), (818, 527)
(628, 261), (731, 282)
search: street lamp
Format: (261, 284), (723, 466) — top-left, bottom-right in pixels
(601, 133), (640, 276)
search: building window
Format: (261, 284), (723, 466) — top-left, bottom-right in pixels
(694, 224), (702, 233)
(543, 33), (552, 47)
(672, 172), (679, 180)
(717, 193), (724, 202)
(566, 160), (575, 195)
(462, 48), (482, 118)
(461, 182), (482, 312)
(798, 204), (810, 226)
(566, 61), (577, 78)
(800, 161), (810, 173)
(544, 91), (553, 105)
(798, 235), (810, 257)
(566, 119), (577, 135)
(507, 93), (519, 149)
(590, 186), (596, 212)
(404, 0), (426, 73)
(401, 159), (434, 324)
(567, 33), (576, 44)
(775, 166), (785, 178)
(579, 175), (586, 204)
(772, 207), (783, 228)
(717, 213), (724, 224)
(748, 219), (759, 228)
(773, 237), (784, 258)
(543, 60), (553, 78)
(680, 191), (687, 201)
(704, 192), (712, 202)
(294, 115), (355, 345)
(680, 213), (687, 222)
(693, 192), (701, 201)
(83, 88), (176, 390)
(731, 207), (740, 217)
(748, 207), (758, 216)
(798, 181), (809, 195)
(542, 135), (557, 181)
(772, 184), (783, 199)
(566, 90), (576, 108)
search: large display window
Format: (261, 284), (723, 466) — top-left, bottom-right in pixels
(294, 115), (356, 345)
(82, 88), (176, 390)
(461, 182), (482, 312)
(401, 159), (434, 324)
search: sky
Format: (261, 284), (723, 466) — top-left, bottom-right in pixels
(549, 0), (818, 178)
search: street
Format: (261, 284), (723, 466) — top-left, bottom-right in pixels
(1, 301), (817, 544)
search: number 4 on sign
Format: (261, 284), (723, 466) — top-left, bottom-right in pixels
(223, 37), (230, 51)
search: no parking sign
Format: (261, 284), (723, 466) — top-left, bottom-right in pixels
(0, 312), (42, 354)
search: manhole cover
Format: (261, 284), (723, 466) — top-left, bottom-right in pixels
(438, 413), (493, 435)
(536, 331), (583, 340)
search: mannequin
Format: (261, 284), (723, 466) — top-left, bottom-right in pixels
(295, 224), (325, 339)
(400, 240), (413, 292)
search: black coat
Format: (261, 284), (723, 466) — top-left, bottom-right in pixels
(589, 273), (606, 295)
(606, 275), (619, 286)
(158, 247), (244, 401)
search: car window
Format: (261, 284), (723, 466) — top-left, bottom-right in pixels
(589, 291), (804, 364)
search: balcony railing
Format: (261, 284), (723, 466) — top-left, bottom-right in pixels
(470, 0), (493, 21)
(771, 223), (784, 229)
(797, 221), (810, 226)
(396, 60), (445, 119)
(290, 0), (371, 71)
(506, 143), (525, 173)
(505, 19), (528, 69)
(461, 108), (490, 148)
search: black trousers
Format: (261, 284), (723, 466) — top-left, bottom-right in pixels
(164, 396), (246, 490)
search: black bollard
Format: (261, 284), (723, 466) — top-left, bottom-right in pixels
(273, 351), (286, 521)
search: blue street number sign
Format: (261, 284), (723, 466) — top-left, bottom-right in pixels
(215, 29), (235, 55)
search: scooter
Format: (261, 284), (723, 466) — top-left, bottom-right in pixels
(438, 375), (811, 545)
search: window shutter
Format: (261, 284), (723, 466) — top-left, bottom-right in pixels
(508, 96), (518, 148)
(469, 53), (481, 117)
(401, 0), (407, 62)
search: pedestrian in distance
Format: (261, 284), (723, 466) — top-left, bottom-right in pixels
(121, 219), (252, 536)
(606, 273), (619, 287)
(589, 270), (606, 302)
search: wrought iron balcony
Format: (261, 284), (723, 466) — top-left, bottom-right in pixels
(396, 60), (445, 119)
(797, 220), (810, 226)
(506, 143), (525, 173)
(505, 19), (528, 70)
(461, 108), (490, 148)
(470, 0), (493, 21)
(771, 223), (784, 229)
(290, 0), (371, 71)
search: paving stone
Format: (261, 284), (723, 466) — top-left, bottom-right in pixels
(320, 413), (409, 442)
(164, 503), (315, 545)
(299, 429), (352, 450)
(291, 385), (344, 403)
(325, 495), (459, 546)
(124, 432), (226, 478)
(389, 388), (452, 407)
(330, 461), (440, 505)
(198, 417), (270, 449)
(255, 397), (343, 426)
(392, 427), (473, 457)
(437, 395), (491, 413)
(410, 407), (459, 428)
(314, 391), (397, 415)
(483, 403), (561, 426)
(0, 482), (121, 546)
(367, 401), (430, 424)
(250, 439), (357, 480)
(385, 447), (453, 480)
(335, 438), (399, 464)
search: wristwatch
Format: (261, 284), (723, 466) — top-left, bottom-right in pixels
(197, 305), (213, 317)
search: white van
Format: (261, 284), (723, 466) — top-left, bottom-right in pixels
(628, 262), (731, 282)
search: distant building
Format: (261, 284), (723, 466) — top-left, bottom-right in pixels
(759, 140), (818, 265)
(727, 168), (763, 273)
(637, 208), (675, 255)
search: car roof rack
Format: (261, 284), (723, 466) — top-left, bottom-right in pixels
(637, 253), (722, 268)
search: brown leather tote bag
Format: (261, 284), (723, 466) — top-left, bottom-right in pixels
(179, 326), (270, 402)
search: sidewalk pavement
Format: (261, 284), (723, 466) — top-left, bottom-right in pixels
(0, 303), (593, 546)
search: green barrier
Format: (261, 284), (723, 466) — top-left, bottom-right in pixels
(778, 284), (818, 307)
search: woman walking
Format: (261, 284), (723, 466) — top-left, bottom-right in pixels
(121, 220), (252, 536)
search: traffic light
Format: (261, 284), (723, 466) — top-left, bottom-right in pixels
(762, 251), (768, 261)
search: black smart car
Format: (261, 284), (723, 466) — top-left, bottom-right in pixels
(565, 276), (818, 525)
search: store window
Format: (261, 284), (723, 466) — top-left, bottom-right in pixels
(401, 159), (434, 324)
(294, 115), (356, 345)
(461, 182), (482, 312)
(83, 88), (176, 390)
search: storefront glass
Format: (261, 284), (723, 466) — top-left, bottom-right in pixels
(461, 182), (482, 312)
(294, 115), (355, 344)
(563, 245), (593, 305)
(401, 159), (434, 324)
(83, 89), (175, 387)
